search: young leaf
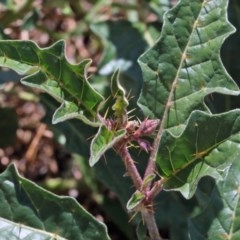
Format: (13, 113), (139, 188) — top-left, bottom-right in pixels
(0, 40), (103, 127)
(126, 190), (145, 211)
(111, 69), (129, 126)
(0, 164), (110, 240)
(138, 0), (239, 129)
(157, 110), (240, 198)
(89, 125), (126, 167)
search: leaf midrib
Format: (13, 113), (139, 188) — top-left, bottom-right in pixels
(166, 2), (205, 111)
(162, 136), (230, 183)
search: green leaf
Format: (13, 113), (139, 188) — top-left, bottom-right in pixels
(126, 190), (144, 211)
(0, 164), (110, 240)
(89, 125), (126, 167)
(0, 40), (104, 126)
(138, 0), (239, 129)
(157, 110), (240, 198)
(0, 107), (18, 148)
(189, 152), (240, 240)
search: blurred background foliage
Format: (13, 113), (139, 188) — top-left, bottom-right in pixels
(0, 0), (239, 239)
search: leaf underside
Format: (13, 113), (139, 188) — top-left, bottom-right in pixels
(0, 40), (103, 126)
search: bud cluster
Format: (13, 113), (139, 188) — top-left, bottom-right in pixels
(98, 112), (160, 153)
(126, 119), (160, 153)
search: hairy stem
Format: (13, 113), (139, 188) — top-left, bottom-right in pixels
(118, 144), (143, 190)
(143, 81), (177, 190)
(141, 208), (163, 240)
(116, 139), (164, 239)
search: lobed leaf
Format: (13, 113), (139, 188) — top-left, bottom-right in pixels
(0, 40), (104, 126)
(0, 164), (110, 240)
(138, 0), (239, 129)
(157, 110), (240, 198)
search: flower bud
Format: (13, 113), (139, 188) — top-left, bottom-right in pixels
(134, 119), (160, 137)
(137, 139), (152, 153)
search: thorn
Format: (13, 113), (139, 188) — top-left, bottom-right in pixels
(128, 211), (138, 223)
(86, 134), (95, 141)
(127, 108), (136, 115)
(103, 107), (109, 119)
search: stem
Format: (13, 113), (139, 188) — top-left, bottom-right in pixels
(118, 144), (143, 190)
(116, 138), (165, 239)
(141, 208), (163, 240)
(143, 106), (170, 188)
(144, 81), (178, 191)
